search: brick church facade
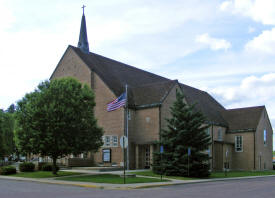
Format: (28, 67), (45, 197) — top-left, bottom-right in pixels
(50, 12), (273, 171)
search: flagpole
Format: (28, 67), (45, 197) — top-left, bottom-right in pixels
(125, 84), (129, 170)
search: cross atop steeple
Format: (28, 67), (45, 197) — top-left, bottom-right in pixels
(82, 5), (86, 15)
(77, 5), (89, 53)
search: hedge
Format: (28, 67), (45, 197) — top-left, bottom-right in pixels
(41, 163), (59, 172)
(0, 166), (16, 175)
(19, 162), (35, 172)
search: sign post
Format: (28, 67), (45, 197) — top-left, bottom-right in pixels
(225, 149), (228, 177)
(120, 136), (128, 184)
(160, 145), (164, 181)
(188, 147), (191, 177)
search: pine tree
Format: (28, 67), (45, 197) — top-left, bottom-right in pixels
(153, 90), (211, 177)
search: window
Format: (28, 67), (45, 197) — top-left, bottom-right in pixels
(218, 128), (222, 140)
(205, 128), (210, 135)
(207, 147), (211, 156)
(105, 136), (111, 147)
(103, 135), (118, 147)
(264, 129), (267, 146)
(128, 110), (131, 120)
(112, 136), (118, 147)
(235, 136), (243, 152)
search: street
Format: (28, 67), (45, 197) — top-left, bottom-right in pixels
(0, 177), (274, 198)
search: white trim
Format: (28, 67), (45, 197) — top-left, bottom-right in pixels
(102, 135), (118, 147)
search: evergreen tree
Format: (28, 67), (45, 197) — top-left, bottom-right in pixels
(153, 90), (211, 177)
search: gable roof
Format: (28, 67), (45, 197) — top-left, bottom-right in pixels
(71, 46), (169, 96)
(68, 45), (229, 125)
(130, 80), (177, 107)
(222, 106), (265, 132)
(52, 45), (270, 129)
(180, 84), (227, 126)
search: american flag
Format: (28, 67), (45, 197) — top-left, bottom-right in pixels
(107, 93), (126, 112)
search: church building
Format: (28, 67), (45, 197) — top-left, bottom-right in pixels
(50, 11), (273, 171)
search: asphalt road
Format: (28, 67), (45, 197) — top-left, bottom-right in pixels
(0, 177), (274, 198)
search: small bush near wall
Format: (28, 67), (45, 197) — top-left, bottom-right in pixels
(41, 163), (59, 172)
(38, 162), (47, 171)
(19, 162), (35, 172)
(0, 166), (16, 175)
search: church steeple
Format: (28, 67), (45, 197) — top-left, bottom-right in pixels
(78, 5), (89, 53)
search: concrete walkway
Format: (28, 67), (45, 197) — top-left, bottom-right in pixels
(1, 169), (275, 190)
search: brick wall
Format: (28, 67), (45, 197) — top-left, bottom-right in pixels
(51, 47), (91, 86)
(226, 132), (255, 170)
(255, 109), (273, 170)
(91, 73), (125, 166)
(51, 48), (125, 167)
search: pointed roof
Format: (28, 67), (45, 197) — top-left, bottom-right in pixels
(51, 44), (271, 130)
(69, 46), (229, 125)
(180, 84), (228, 126)
(222, 106), (265, 132)
(71, 46), (169, 96)
(77, 12), (89, 53)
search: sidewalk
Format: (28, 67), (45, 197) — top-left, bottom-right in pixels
(1, 170), (275, 190)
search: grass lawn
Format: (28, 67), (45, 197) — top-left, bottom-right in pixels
(210, 170), (275, 178)
(132, 171), (196, 180)
(55, 174), (169, 184)
(10, 171), (83, 178)
(132, 170), (275, 180)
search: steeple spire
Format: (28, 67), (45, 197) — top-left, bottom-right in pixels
(78, 5), (89, 53)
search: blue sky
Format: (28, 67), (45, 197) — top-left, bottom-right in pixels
(0, 0), (274, 148)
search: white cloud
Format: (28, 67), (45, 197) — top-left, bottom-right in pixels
(220, 1), (233, 11)
(248, 27), (255, 33)
(196, 33), (231, 51)
(207, 73), (275, 149)
(220, 0), (275, 25)
(209, 73), (275, 104)
(0, 0), (15, 30)
(245, 28), (275, 54)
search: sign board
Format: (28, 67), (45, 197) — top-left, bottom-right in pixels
(160, 145), (164, 153)
(102, 149), (111, 162)
(188, 147), (191, 156)
(120, 135), (128, 148)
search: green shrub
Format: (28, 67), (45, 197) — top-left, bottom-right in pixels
(38, 162), (47, 171)
(41, 163), (59, 172)
(0, 166), (16, 175)
(19, 162), (35, 172)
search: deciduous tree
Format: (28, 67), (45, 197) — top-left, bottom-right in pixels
(16, 77), (103, 174)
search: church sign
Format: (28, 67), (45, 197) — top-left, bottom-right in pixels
(102, 149), (111, 163)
